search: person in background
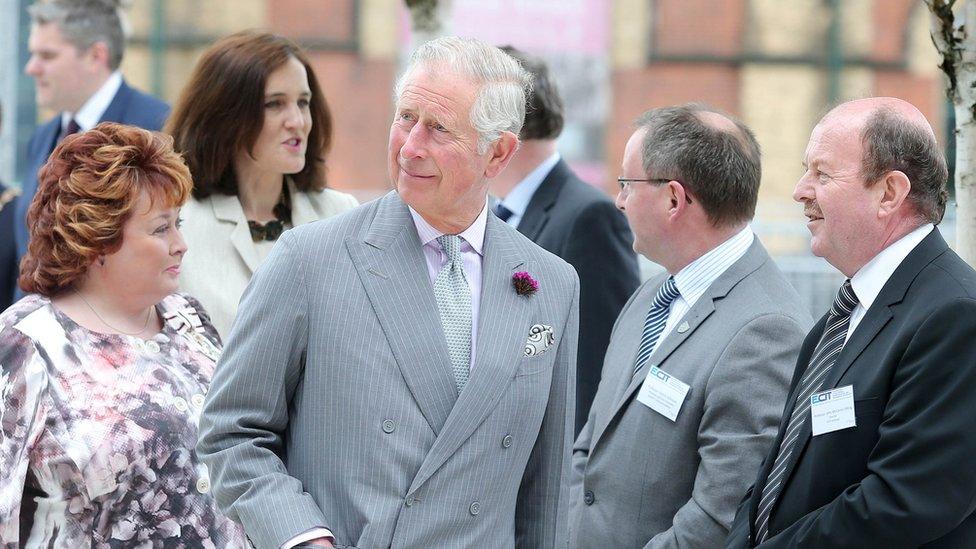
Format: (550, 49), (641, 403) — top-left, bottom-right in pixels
(167, 30), (358, 337)
(728, 97), (976, 548)
(492, 46), (640, 435)
(15, 0), (169, 271)
(571, 104), (810, 548)
(0, 122), (246, 548)
(0, 104), (18, 310)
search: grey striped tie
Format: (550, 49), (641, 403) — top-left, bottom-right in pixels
(754, 279), (859, 542)
(633, 276), (680, 376)
(434, 235), (472, 392)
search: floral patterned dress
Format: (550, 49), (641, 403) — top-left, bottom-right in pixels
(0, 293), (247, 548)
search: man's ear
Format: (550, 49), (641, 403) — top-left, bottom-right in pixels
(86, 41), (111, 71)
(878, 170), (912, 219)
(484, 131), (519, 179)
(665, 180), (691, 219)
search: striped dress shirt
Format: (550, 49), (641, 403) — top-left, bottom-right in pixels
(649, 226), (754, 356)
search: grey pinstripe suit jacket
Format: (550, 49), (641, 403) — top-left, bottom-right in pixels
(197, 191), (579, 549)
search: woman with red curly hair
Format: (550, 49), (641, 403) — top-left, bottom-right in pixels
(0, 122), (246, 547)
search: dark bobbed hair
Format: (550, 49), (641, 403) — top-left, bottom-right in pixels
(20, 122), (192, 296)
(165, 30), (332, 199)
(635, 103), (762, 228)
(499, 45), (564, 141)
(860, 108), (949, 224)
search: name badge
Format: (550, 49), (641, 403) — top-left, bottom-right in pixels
(810, 385), (856, 436)
(636, 366), (691, 421)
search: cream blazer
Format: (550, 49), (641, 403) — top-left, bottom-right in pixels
(179, 179), (358, 338)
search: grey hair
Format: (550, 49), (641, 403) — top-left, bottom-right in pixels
(395, 36), (532, 154)
(635, 103), (762, 228)
(860, 108), (949, 224)
(29, 0), (129, 70)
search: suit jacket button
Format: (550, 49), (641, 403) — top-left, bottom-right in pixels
(405, 496), (415, 507)
(583, 490), (595, 505)
(382, 419), (396, 433)
(501, 434), (513, 448)
(469, 501), (481, 515)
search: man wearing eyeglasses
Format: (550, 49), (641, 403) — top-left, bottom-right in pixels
(569, 104), (811, 548)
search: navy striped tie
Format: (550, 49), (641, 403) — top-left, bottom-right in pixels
(633, 276), (680, 375)
(754, 279), (859, 542)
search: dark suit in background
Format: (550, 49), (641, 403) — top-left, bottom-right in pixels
(14, 80), (169, 261)
(0, 184), (17, 310)
(517, 159), (639, 434)
(496, 47), (640, 435)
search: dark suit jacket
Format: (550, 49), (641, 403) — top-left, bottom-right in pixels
(14, 80), (169, 262)
(727, 228), (976, 548)
(516, 159), (640, 434)
(0, 184), (17, 311)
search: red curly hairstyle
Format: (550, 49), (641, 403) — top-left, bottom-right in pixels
(19, 122), (192, 296)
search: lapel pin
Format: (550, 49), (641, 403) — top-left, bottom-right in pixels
(677, 321), (690, 333)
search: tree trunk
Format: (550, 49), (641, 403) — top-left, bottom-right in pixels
(954, 2), (976, 265)
(929, 0), (976, 265)
(404, 0), (452, 53)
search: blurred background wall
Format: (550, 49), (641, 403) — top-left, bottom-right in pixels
(0, 0), (952, 313)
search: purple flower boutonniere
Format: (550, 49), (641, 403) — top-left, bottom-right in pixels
(512, 271), (539, 296)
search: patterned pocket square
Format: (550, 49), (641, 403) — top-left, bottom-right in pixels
(524, 324), (555, 356)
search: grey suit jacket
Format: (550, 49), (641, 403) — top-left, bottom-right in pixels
(569, 238), (811, 548)
(197, 191), (579, 549)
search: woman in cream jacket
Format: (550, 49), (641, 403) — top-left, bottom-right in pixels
(167, 31), (358, 337)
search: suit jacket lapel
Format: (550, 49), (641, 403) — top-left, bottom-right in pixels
(288, 178), (320, 226)
(98, 80), (132, 123)
(516, 159), (568, 240)
(409, 213), (530, 492)
(590, 239), (770, 450)
(344, 192), (458, 435)
(748, 315), (826, 540)
(824, 229), (948, 390)
(210, 194), (261, 274)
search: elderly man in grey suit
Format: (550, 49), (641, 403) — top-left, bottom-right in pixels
(569, 104), (811, 548)
(197, 37), (579, 549)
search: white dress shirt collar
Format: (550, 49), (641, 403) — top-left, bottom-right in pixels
(850, 223), (933, 315)
(61, 71), (123, 132)
(408, 202), (488, 256)
(672, 225), (755, 309)
(497, 152), (561, 228)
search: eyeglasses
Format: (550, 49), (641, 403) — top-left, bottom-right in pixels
(616, 176), (694, 204)
(616, 177), (673, 192)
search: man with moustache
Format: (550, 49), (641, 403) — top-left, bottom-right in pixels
(727, 97), (976, 547)
(16, 0), (168, 272)
(570, 104), (810, 548)
(199, 37), (578, 549)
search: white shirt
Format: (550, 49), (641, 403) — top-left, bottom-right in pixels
(281, 202), (489, 549)
(847, 223), (933, 342)
(61, 71), (122, 132)
(496, 152), (561, 229)
(650, 226), (755, 356)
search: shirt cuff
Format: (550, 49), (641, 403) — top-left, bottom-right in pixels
(280, 527), (335, 548)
